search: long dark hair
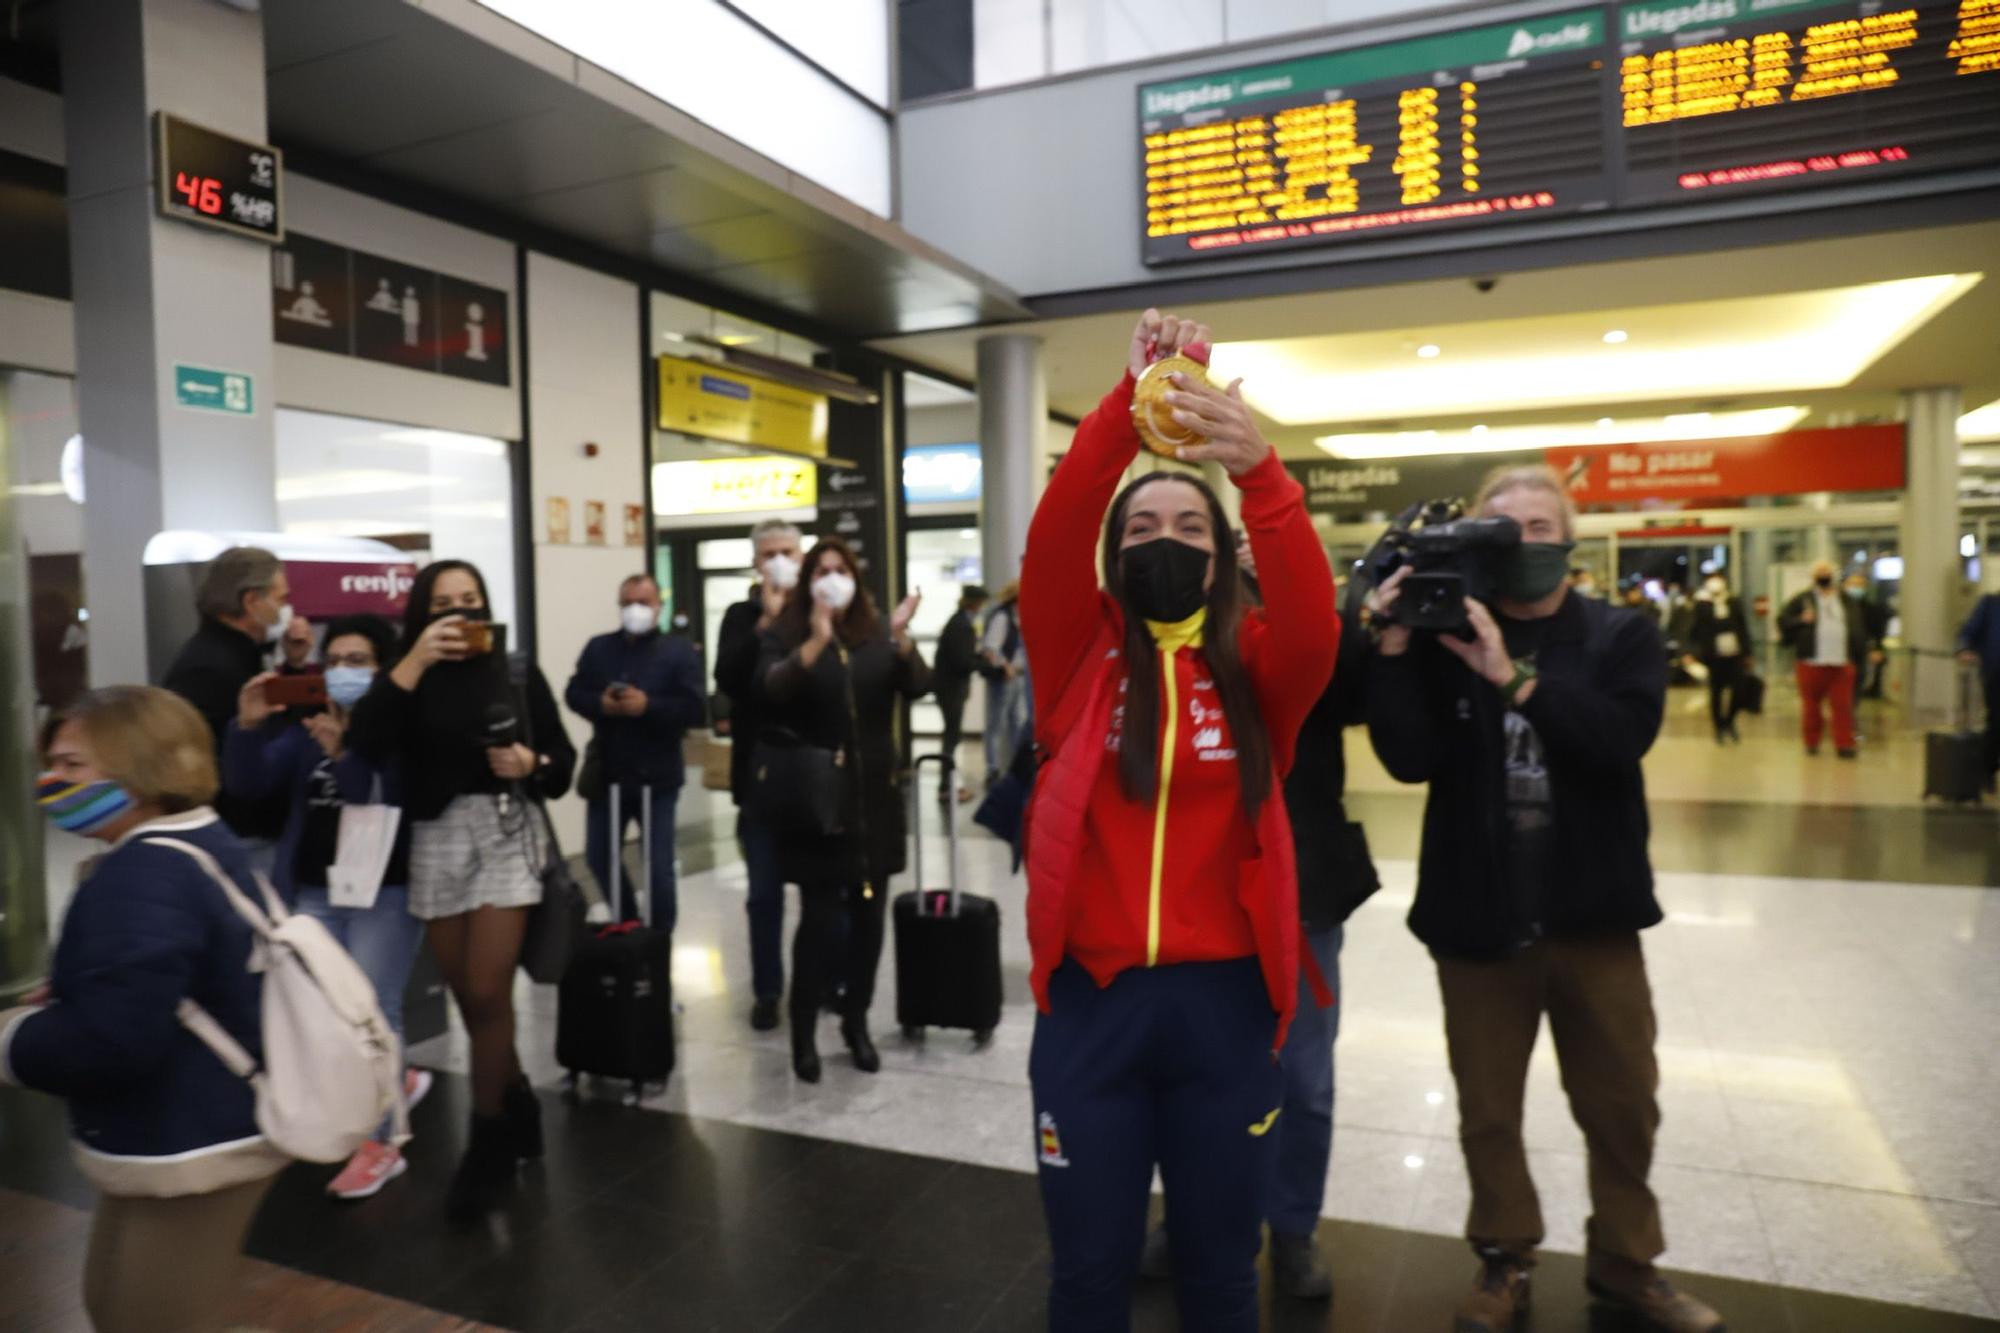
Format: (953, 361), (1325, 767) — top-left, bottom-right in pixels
(775, 537), (881, 647)
(394, 559), (492, 664)
(1101, 472), (1273, 817)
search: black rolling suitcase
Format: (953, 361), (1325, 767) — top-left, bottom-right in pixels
(557, 784), (675, 1102)
(1924, 662), (1986, 805)
(894, 754), (1002, 1045)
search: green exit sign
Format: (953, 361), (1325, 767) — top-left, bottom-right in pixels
(173, 363), (254, 415)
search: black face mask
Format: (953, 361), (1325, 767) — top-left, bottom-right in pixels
(431, 605), (491, 624)
(1122, 537), (1211, 623)
(1814, 575), (1834, 589)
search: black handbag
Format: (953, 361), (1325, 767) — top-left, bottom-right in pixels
(520, 802), (591, 984)
(750, 728), (851, 838)
(1736, 670), (1766, 715)
(576, 738), (606, 804)
(1298, 819), (1381, 930)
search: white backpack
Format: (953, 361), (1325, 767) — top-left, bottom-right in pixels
(147, 836), (409, 1163)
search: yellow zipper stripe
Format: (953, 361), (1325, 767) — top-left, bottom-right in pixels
(1147, 645), (1179, 967)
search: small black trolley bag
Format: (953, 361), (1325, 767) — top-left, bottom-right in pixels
(1923, 657), (1986, 805)
(893, 753), (1003, 1044)
(557, 782), (676, 1102)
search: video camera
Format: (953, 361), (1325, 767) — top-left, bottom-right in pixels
(1360, 500), (1521, 634)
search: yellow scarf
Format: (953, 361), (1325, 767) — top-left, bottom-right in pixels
(1144, 609), (1207, 653)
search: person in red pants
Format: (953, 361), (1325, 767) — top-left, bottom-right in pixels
(1021, 309), (1338, 1332)
(1778, 561), (1867, 758)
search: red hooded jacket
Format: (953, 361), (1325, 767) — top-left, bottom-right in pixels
(1020, 373), (1338, 1049)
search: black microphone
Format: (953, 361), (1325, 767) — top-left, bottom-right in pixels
(484, 702), (521, 749)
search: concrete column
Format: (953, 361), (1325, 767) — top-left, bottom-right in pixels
(63, 0), (279, 685)
(1803, 492), (1835, 563)
(0, 381), (50, 999)
(1899, 386), (1962, 721)
(976, 334), (1046, 591)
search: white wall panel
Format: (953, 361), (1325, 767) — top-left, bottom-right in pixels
(525, 252), (646, 850)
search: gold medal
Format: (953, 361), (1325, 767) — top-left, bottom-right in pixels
(1131, 354), (1210, 458)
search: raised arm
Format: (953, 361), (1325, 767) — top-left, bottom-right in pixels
(1022, 310), (1211, 728)
(1236, 451), (1338, 748)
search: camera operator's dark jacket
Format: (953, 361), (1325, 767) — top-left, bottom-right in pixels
(1367, 592), (1666, 960)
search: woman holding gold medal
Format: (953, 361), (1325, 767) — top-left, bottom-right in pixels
(1020, 309), (1340, 1330)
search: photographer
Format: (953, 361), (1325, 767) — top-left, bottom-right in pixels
(224, 614), (429, 1202)
(1365, 466), (1720, 1333)
(347, 560), (574, 1223)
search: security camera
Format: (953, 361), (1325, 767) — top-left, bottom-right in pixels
(1472, 277), (1499, 294)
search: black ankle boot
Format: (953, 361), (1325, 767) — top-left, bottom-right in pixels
(1269, 1229), (1334, 1300)
(792, 1025), (822, 1083)
(840, 1015), (881, 1074)
(447, 1114), (515, 1224)
(503, 1077), (543, 1160)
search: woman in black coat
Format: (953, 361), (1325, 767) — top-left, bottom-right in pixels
(1687, 573), (1754, 743)
(755, 536), (930, 1082)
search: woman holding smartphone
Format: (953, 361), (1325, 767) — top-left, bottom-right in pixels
(224, 613), (431, 1201)
(347, 560), (574, 1222)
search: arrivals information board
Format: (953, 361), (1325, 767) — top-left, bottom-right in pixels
(1616, 0), (2000, 203)
(1140, 11), (1615, 263)
(1138, 1), (2000, 264)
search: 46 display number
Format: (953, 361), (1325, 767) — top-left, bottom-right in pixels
(173, 170), (223, 216)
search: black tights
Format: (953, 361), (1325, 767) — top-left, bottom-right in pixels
(790, 880), (889, 1032)
(1706, 657), (1742, 732)
(427, 907), (529, 1116)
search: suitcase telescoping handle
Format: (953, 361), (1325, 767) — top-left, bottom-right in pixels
(910, 753), (961, 918)
(608, 780), (655, 929)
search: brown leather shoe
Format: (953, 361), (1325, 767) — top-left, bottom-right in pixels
(1454, 1249), (1533, 1333)
(1586, 1256), (1725, 1332)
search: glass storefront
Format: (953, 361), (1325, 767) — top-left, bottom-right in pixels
(274, 408), (519, 627)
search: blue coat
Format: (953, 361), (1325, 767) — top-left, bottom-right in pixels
(1960, 594), (2000, 679)
(220, 720), (409, 903)
(0, 812), (278, 1193)
(564, 629), (707, 788)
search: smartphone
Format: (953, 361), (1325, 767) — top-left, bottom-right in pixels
(264, 674), (329, 709)
(460, 620), (496, 656)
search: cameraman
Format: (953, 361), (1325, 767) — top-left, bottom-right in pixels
(1366, 465), (1720, 1333)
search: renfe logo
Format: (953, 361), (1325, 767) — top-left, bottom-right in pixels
(338, 568), (417, 602)
(1623, 0), (1739, 38)
(1507, 21), (1596, 56)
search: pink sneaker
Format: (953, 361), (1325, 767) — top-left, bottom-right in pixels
(405, 1067), (434, 1113)
(327, 1140), (407, 1200)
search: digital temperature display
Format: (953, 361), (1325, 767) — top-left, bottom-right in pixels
(154, 113), (283, 242)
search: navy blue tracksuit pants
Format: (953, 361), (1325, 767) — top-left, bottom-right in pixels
(1031, 956), (1282, 1332)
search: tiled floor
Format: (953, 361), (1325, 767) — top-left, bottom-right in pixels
(10, 685), (1999, 1331)
(391, 702), (2000, 1327)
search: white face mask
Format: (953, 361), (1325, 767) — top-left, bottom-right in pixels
(263, 600), (294, 644)
(1704, 579), (1726, 597)
(812, 571), (857, 612)
(620, 602), (659, 635)
(763, 553), (801, 592)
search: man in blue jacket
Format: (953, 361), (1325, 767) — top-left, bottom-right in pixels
(1958, 589), (2000, 790)
(565, 574), (707, 933)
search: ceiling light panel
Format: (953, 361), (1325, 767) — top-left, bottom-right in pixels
(1316, 407), (1811, 459)
(1961, 397), (2000, 443)
(1210, 274), (1979, 425)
